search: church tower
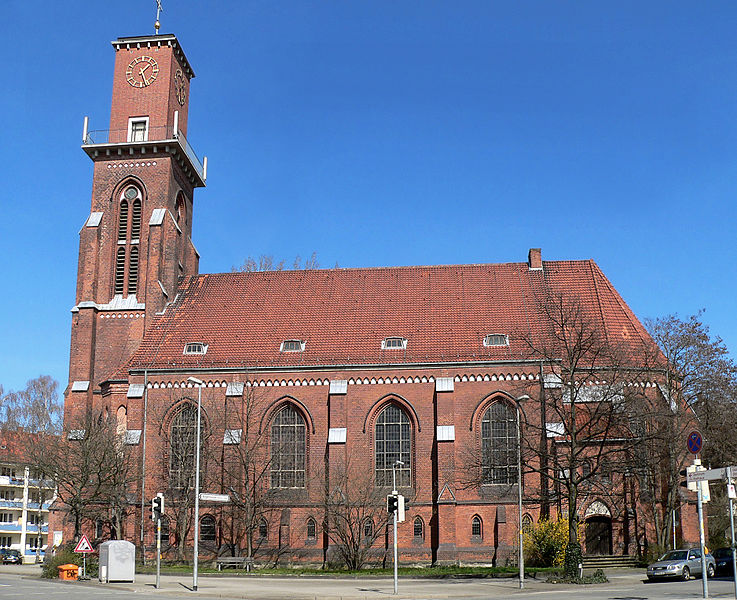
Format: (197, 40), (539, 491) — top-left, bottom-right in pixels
(67, 34), (206, 420)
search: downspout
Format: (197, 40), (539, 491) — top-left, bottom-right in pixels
(139, 369), (149, 564)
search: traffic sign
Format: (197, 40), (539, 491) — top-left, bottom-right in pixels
(198, 492), (230, 503)
(74, 534), (93, 553)
(687, 430), (703, 454)
(687, 466), (737, 483)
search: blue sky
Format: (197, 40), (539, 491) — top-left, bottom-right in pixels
(1, 1), (736, 394)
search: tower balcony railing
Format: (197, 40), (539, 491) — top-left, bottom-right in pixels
(83, 124), (206, 183)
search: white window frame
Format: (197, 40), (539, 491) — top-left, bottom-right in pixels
(483, 334), (509, 347)
(127, 116), (150, 142)
(381, 337), (407, 350)
(280, 340), (305, 353)
(183, 342), (208, 355)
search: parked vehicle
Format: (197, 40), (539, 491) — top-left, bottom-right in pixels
(713, 547), (736, 575)
(0, 548), (22, 564)
(647, 548), (716, 581)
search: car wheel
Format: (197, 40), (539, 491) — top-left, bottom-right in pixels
(682, 567), (690, 581)
(707, 564), (715, 578)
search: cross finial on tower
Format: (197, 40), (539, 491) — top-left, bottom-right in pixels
(154, 0), (163, 34)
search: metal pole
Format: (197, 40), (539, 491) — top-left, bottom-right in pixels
(156, 516), (161, 589)
(392, 463), (398, 595)
(517, 404), (524, 589)
(673, 509), (677, 550)
(140, 370), (148, 565)
(193, 382), (202, 592)
(728, 466), (737, 600)
(697, 483), (708, 599)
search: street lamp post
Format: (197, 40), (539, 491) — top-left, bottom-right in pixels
(392, 460), (404, 595)
(516, 395), (529, 590)
(187, 376), (204, 592)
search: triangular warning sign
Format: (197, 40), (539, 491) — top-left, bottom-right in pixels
(74, 534), (93, 553)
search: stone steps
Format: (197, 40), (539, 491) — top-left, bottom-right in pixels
(583, 555), (639, 569)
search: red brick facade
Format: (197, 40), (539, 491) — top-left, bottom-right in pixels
(61, 32), (701, 565)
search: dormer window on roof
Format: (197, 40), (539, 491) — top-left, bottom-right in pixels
(483, 334), (509, 347)
(382, 337), (407, 350)
(280, 340), (305, 353)
(183, 342), (208, 355)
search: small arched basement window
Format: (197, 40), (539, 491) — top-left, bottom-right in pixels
(471, 515), (483, 538)
(306, 518), (317, 540)
(413, 517), (424, 540)
(363, 518), (374, 539)
(200, 515), (216, 541)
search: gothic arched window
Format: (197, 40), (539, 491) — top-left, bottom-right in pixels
(522, 513), (533, 533)
(200, 515), (216, 542)
(270, 405), (306, 488)
(480, 401), (518, 485)
(413, 517), (424, 540)
(471, 515), (483, 538)
(306, 518), (316, 540)
(363, 518), (374, 539)
(375, 404), (412, 487)
(114, 185), (143, 297)
(169, 404), (202, 490)
(258, 518), (268, 540)
(160, 515), (171, 544)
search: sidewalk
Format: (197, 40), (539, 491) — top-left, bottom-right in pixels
(0, 563), (648, 599)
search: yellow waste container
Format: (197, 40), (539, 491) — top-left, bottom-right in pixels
(58, 564), (80, 581)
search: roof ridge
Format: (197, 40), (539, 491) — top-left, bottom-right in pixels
(195, 259), (596, 278)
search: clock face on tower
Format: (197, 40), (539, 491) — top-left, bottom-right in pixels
(126, 56), (159, 88)
(174, 69), (187, 106)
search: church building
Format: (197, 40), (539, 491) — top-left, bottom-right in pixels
(62, 31), (692, 566)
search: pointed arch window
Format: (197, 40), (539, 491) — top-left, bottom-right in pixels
(480, 401), (518, 485)
(200, 515), (217, 542)
(413, 517), (424, 540)
(306, 518), (317, 540)
(114, 185), (143, 297)
(521, 513), (533, 533)
(363, 518), (374, 539)
(258, 518), (268, 540)
(375, 404), (412, 487)
(471, 515), (483, 538)
(169, 403), (204, 490)
(270, 405), (306, 488)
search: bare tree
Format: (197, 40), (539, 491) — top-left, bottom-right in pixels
(1, 376), (62, 434)
(216, 385), (274, 567)
(641, 313), (737, 549)
(26, 410), (135, 541)
(155, 401), (215, 561)
(321, 457), (390, 570)
(512, 288), (651, 576)
(232, 252), (320, 273)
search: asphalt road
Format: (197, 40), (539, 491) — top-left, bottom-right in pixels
(2, 564), (737, 599)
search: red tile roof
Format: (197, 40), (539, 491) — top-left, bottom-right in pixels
(124, 259), (655, 374)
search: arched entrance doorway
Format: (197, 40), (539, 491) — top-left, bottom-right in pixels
(584, 501), (612, 556)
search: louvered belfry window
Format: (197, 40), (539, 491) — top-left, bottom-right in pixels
(481, 402), (518, 485)
(270, 405), (306, 488)
(114, 248), (126, 295)
(114, 185), (142, 297)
